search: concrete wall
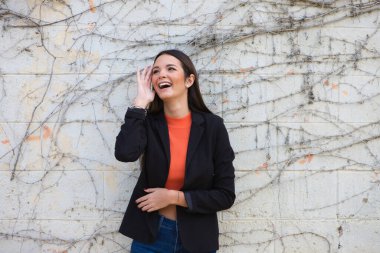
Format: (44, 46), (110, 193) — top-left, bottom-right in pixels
(0, 0), (379, 252)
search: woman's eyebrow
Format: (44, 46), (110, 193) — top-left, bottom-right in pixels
(152, 64), (177, 69)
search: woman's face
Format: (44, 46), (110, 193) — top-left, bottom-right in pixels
(151, 54), (193, 102)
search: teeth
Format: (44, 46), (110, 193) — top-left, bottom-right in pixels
(159, 82), (172, 89)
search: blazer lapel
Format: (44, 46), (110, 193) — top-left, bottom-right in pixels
(186, 112), (205, 170)
(152, 112), (170, 167)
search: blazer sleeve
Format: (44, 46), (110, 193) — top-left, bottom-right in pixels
(184, 118), (235, 213)
(114, 107), (147, 162)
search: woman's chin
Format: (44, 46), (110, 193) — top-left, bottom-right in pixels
(156, 91), (174, 100)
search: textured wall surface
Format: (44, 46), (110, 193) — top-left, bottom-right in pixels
(0, 0), (379, 252)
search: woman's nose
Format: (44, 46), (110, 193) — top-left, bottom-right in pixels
(158, 70), (167, 79)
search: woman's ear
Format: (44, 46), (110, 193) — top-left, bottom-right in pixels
(186, 74), (195, 88)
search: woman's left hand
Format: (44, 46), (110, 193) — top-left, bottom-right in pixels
(136, 188), (173, 212)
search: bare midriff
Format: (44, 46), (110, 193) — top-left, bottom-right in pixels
(159, 205), (177, 220)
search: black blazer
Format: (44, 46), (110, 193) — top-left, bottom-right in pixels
(115, 107), (235, 253)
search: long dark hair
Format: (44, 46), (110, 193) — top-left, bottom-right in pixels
(148, 49), (211, 114)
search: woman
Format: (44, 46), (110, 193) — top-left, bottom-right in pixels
(115, 49), (235, 253)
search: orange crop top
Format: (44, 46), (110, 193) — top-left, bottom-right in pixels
(164, 112), (192, 190)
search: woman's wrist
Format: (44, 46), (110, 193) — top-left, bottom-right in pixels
(169, 190), (184, 205)
(168, 190), (188, 208)
(168, 190), (178, 205)
(133, 98), (149, 108)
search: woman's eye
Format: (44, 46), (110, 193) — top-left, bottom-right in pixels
(152, 69), (159, 74)
(168, 67), (176, 71)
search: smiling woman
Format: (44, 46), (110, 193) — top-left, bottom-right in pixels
(150, 54), (191, 106)
(145, 50), (213, 116)
(115, 49), (235, 253)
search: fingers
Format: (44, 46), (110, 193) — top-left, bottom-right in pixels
(138, 66), (152, 80)
(136, 197), (149, 209)
(136, 196), (156, 212)
(135, 188), (157, 206)
(143, 65), (152, 78)
(144, 66), (152, 88)
(135, 195), (146, 204)
(137, 66), (153, 90)
(137, 200), (150, 210)
(135, 188), (166, 212)
(135, 190), (153, 206)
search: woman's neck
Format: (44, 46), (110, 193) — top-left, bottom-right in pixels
(163, 100), (190, 118)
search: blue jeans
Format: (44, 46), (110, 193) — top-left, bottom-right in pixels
(131, 215), (216, 253)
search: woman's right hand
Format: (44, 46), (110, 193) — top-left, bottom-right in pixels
(134, 66), (155, 108)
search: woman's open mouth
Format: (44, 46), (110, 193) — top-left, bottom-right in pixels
(158, 82), (172, 89)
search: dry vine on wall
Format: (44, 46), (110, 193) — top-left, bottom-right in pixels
(0, 0), (379, 252)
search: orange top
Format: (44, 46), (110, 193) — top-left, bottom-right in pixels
(164, 113), (192, 190)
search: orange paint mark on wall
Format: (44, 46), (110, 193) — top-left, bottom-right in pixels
(1, 139), (10, 144)
(331, 83), (339, 90)
(287, 69), (295, 75)
(48, 249), (68, 253)
(43, 126), (52, 139)
(298, 154), (314, 164)
(26, 125), (52, 142)
(306, 154), (313, 163)
(26, 135), (40, 141)
(342, 90), (349, 96)
(255, 162), (269, 174)
(89, 0), (96, 13)
(239, 66), (254, 72)
(323, 79), (329, 86)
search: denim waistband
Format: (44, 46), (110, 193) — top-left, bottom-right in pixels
(158, 214), (177, 231)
